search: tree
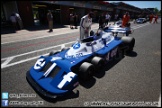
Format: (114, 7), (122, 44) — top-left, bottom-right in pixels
(154, 7), (159, 14)
(158, 10), (161, 15)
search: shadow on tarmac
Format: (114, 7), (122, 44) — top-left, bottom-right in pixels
(36, 89), (80, 103)
(125, 51), (138, 57)
(1, 26), (17, 34)
(25, 24), (69, 31)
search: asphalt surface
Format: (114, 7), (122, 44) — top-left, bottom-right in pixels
(1, 20), (161, 107)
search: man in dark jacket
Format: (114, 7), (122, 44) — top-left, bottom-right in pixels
(98, 13), (105, 29)
(47, 10), (53, 32)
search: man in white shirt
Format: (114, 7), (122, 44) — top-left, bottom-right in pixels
(80, 12), (93, 40)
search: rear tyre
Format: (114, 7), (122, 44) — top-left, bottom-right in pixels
(79, 62), (94, 81)
(91, 56), (105, 71)
(121, 37), (135, 54)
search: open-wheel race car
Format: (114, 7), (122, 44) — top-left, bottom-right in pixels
(26, 30), (135, 99)
(135, 18), (147, 24)
(103, 20), (134, 36)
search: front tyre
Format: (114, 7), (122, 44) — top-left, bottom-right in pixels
(79, 62), (94, 81)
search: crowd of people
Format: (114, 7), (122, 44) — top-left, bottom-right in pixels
(149, 13), (158, 24)
(98, 12), (112, 29)
(78, 11), (159, 40)
(10, 10), (158, 39)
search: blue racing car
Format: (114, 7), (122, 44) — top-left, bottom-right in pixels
(26, 30), (135, 99)
(136, 18), (147, 24)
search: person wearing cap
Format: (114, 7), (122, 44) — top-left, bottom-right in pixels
(122, 12), (130, 27)
(79, 12), (93, 40)
(47, 10), (53, 32)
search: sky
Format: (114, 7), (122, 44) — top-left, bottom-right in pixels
(107, 1), (161, 10)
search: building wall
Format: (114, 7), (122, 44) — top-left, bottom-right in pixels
(16, 1), (34, 27)
(60, 5), (86, 25)
(2, 1), (18, 21)
(74, 7), (86, 23)
(60, 6), (70, 25)
(2, 1), (145, 28)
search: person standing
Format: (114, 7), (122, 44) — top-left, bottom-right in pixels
(149, 13), (154, 23)
(114, 14), (118, 24)
(15, 12), (23, 29)
(47, 10), (53, 32)
(80, 12), (93, 40)
(122, 12), (130, 27)
(73, 13), (78, 29)
(70, 12), (74, 29)
(10, 13), (17, 31)
(105, 12), (111, 26)
(153, 14), (158, 24)
(98, 13), (105, 29)
(133, 15), (138, 24)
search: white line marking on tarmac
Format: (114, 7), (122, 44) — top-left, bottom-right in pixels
(158, 94), (161, 107)
(1, 22), (151, 69)
(1, 54), (48, 69)
(1, 30), (78, 45)
(1, 57), (15, 69)
(1, 41), (75, 61)
(1, 41), (75, 69)
(132, 23), (150, 29)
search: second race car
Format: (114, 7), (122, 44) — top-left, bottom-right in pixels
(103, 20), (133, 36)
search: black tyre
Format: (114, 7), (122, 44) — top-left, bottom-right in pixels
(91, 56), (105, 70)
(121, 37), (135, 54)
(49, 51), (60, 56)
(79, 62), (94, 81)
(115, 47), (124, 59)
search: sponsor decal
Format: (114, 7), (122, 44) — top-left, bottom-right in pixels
(72, 43), (80, 49)
(57, 72), (76, 89)
(34, 58), (46, 70)
(65, 53), (83, 59)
